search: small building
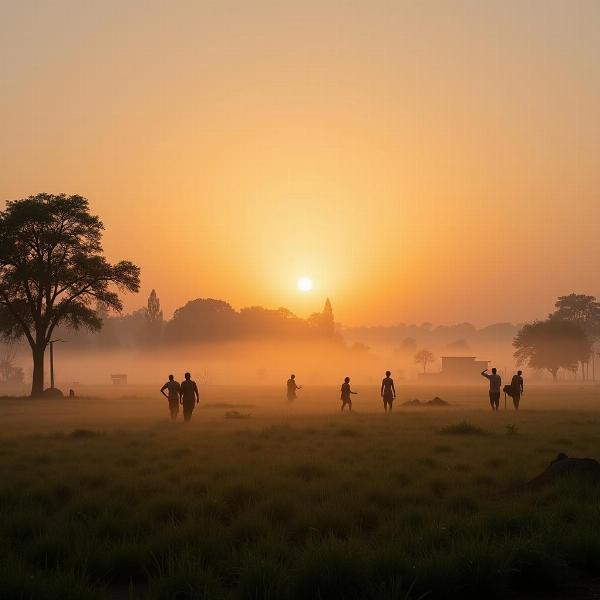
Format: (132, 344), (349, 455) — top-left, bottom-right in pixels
(111, 374), (128, 385)
(420, 356), (489, 382)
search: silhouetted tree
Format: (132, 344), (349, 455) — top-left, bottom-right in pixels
(0, 194), (140, 395)
(308, 298), (335, 337)
(143, 289), (164, 344)
(414, 348), (435, 373)
(550, 293), (600, 379)
(165, 298), (238, 342)
(322, 298), (335, 336)
(239, 305), (308, 338)
(513, 319), (591, 381)
(146, 289), (163, 324)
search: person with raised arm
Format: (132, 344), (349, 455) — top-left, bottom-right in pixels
(481, 367), (502, 411)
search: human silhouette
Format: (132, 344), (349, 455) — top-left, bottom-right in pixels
(160, 374), (181, 421)
(340, 376), (357, 411)
(481, 368), (502, 411)
(510, 370), (524, 410)
(380, 370), (396, 412)
(286, 374), (302, 402)
(179, 372), (199, 422)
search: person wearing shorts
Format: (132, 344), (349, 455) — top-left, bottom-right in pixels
(160, 375), (181, 421)
(380, 371), (396, 412)
(340, 377), (357, 411)
(481, 368), (502, 411)
(511, 370), (524, 410)
(180, 372), (199, 422)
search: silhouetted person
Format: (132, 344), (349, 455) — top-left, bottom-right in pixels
(180, 372), (199, 422)
(340, 376), (357, 411)
(286, 374), (302, 402)
(511, 370), (524, 410)
(381, 370), (396, 412)
(160, 374), (181, 421)
(481, 368), (501, 411)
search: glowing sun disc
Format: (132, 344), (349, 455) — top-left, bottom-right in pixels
(297, 277), (313, 292)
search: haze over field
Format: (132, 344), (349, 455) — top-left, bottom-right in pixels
(2, 1), (600, 327)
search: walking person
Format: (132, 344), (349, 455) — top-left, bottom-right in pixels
(511, 370), (524, 410)
(340, 376), (357, 411)
(160, 374), (181, 421)
(481, 368), (502, 411)
(380, 371), (396, 412)
(180, 372), (199, 422)
(286, 374), (302, 402)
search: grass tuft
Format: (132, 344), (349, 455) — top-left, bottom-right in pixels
(439, 421), (487, 436)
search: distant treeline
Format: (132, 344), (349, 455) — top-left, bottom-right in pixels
(50, 288), (520, 354)
(344, 322), (520, 353)
(51, 292), (339, 348)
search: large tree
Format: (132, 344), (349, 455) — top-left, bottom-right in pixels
(142, 289), (164, 345)
(550, 293), (600, 379)
(308, 298), (336, 337)
(0, 194), (140, 395)
(513, 318), (591, 381)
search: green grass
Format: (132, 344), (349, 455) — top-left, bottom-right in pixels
(0, 385), (600, 598)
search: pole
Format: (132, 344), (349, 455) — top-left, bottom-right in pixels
(48, 338), (64, 390)
(50, 341), (54, 389)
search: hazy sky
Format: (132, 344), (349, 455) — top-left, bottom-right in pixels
(1, 1), (599, 326)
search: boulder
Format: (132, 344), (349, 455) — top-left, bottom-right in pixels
(520, 453), (600, 491)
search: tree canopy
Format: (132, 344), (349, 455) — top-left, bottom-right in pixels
(0, 193), (140, 395)
(550, 293), (600, 341)
(513, 318), (591, 381)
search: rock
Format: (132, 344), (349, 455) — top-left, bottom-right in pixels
(43, 387), (64, 398)
(520, 453), (600, 491)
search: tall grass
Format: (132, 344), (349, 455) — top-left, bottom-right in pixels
(0, 399), (599, 597)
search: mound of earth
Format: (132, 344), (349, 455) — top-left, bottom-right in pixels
(401, 397), (450, 407)
(43, 387), (64, 398)
(428, 396), (449, 406)
(401, 398), (422, 407)
(519, 453), (600, 491)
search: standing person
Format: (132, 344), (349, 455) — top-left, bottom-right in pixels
(380, 371), (396, 412)
(160, 374), (181, 421)
(340, 376), (357, 411)
(481, 368), (502, 411)
(180, 372), (199, 422)
(286, 374), (302, 402)
(511, 370), (524, 410)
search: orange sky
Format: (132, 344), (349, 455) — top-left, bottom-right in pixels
(1, 1), (599, 326)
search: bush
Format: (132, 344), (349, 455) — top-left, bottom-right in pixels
(439, 421), (487, 436)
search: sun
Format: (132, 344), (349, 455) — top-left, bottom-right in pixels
(297, 276), (313, 292)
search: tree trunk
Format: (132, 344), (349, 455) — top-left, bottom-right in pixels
(31, 345), (45, 396)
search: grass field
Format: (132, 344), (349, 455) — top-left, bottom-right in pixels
(1, 383), (600, 599)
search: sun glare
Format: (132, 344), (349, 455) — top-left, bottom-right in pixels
(297, 277), (313, 292)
